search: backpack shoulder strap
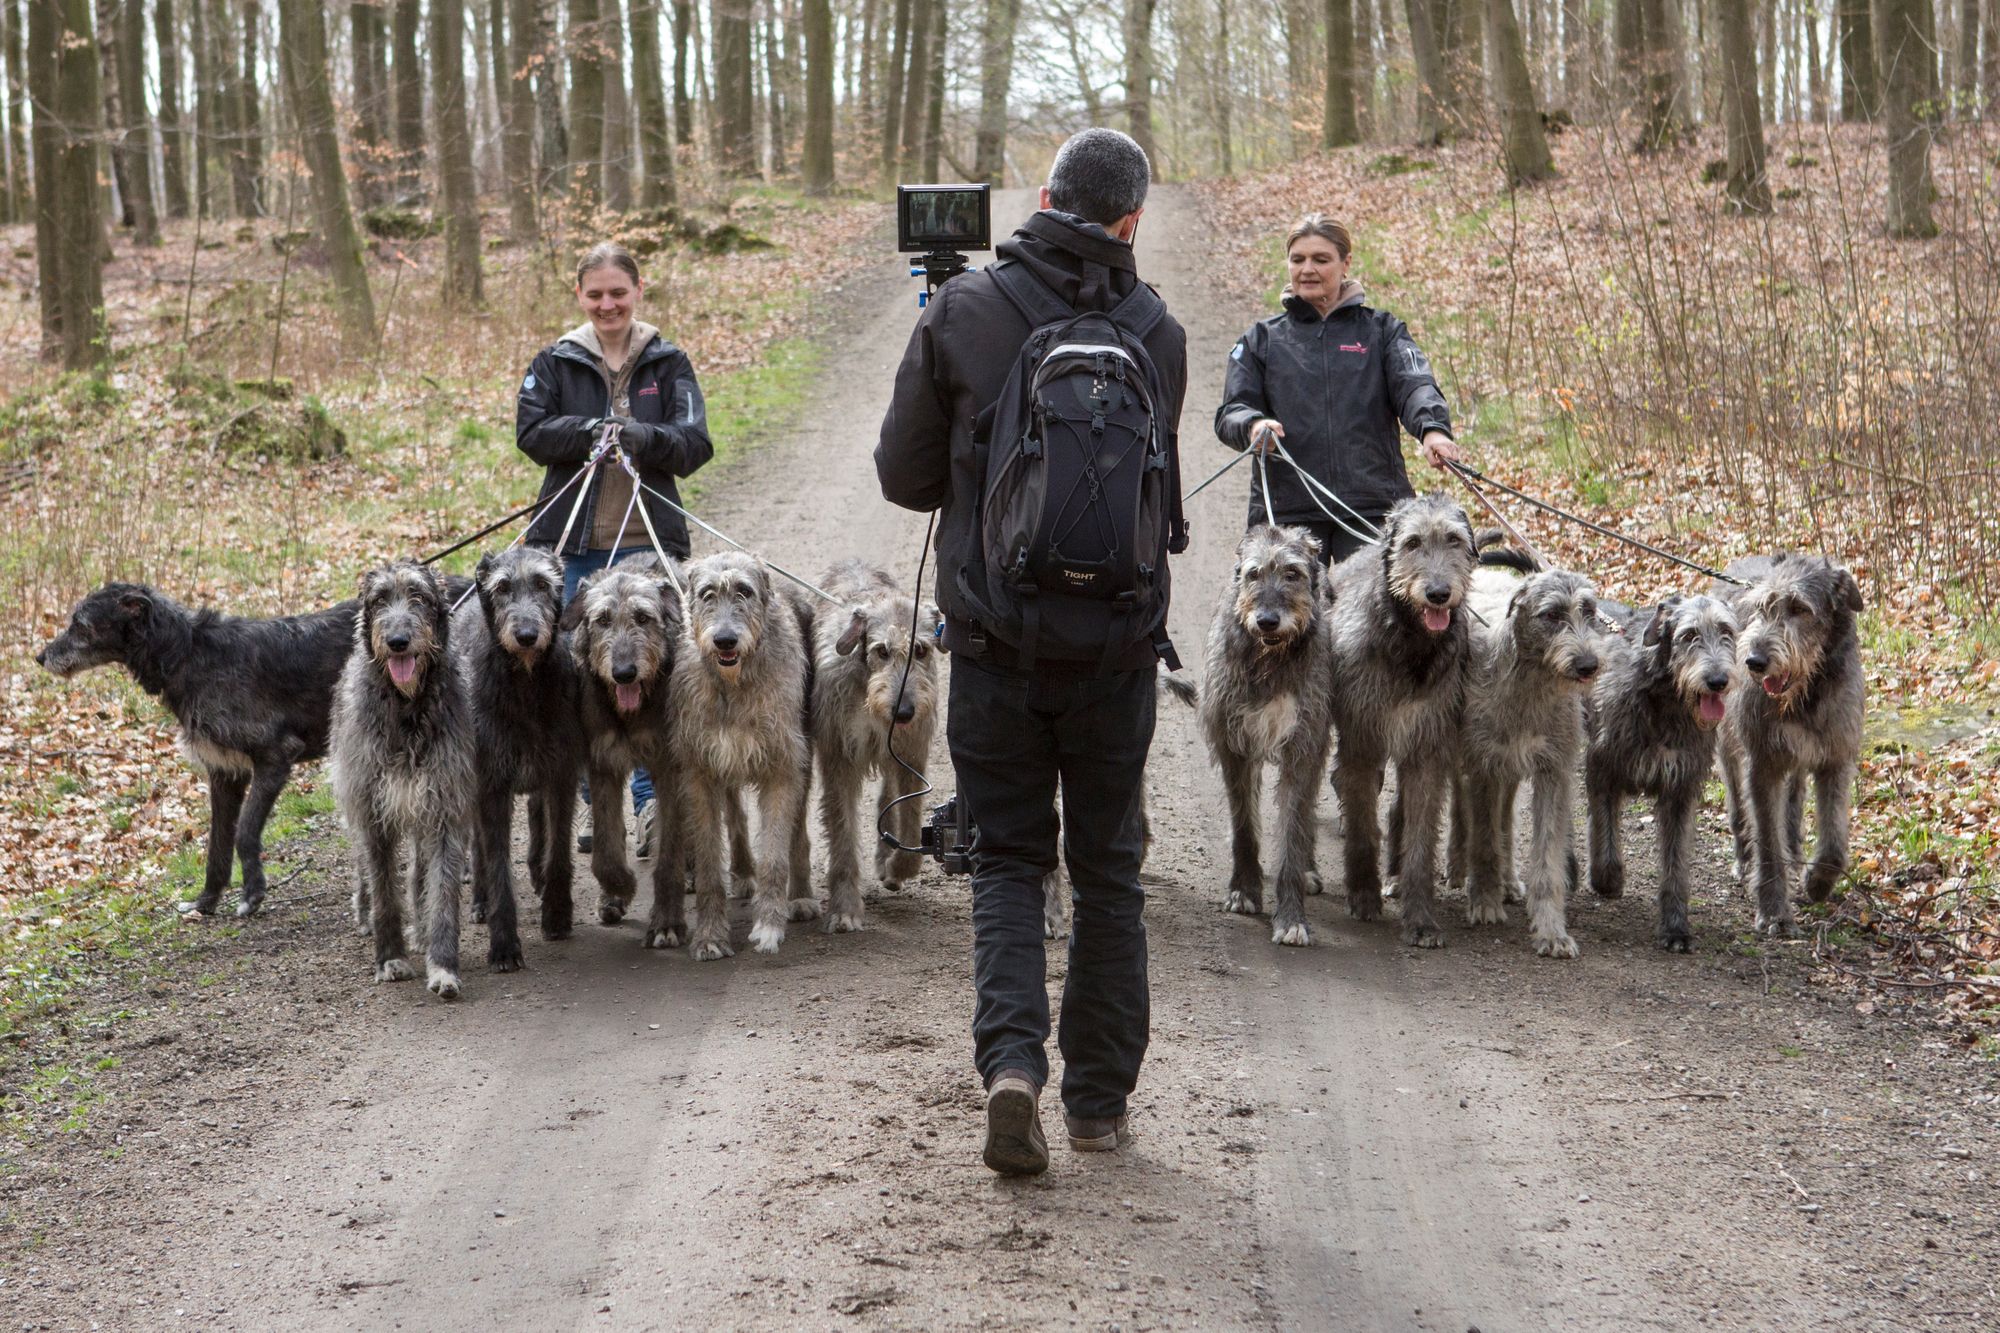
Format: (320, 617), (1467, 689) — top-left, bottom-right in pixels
(1108, 280), (1167, 342)
(988, 258), (1076, 328)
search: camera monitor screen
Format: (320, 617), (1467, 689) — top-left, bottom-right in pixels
(898, 184), (991, 254)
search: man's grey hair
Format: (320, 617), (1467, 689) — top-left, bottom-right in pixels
(1046, 128), (1151, 226)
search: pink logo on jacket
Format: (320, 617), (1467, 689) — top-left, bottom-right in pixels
(1339, 343), (1368, 354)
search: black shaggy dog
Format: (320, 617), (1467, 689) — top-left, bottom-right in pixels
(36, 582), (354, 918)
(452, 547), (583, 968)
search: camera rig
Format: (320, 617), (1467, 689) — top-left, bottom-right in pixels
(914, 795), (976, 876)
(898, 183), (992, 308)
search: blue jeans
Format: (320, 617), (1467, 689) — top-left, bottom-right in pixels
(560, 545), (654, 812)
(947, 656), (1157, 1120)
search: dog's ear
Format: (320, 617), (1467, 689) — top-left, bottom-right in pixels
(1297, 529), (1323, 562)
(835, 607), (869, 656)
(116, 589), (152, 621)
(1834, 567), (1863, 615)
(560, 584), (591, 633)
(1641, 597), (1679, 647)
(1507, 583), (1529, 621)
(474, 551), (494, 582)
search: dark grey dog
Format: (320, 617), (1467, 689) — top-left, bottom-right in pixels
(36, 582), (354, 919)
(452, 546), (581, 969)
(1585, 593), (1739, 950)
(1456, 566), (1602, 958)
(1199, 525), (1336, 946)
(811, 559), (940, 934)
(1718, 555), (1866, 936)
(1327, 494), (1478, 947)
(671, 551), (815, 960)
(330, 561), (477, 999)
(564, 554), (685, 948)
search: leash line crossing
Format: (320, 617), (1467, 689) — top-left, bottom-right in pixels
(633, 477), (842, 606)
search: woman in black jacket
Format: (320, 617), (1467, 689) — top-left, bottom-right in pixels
(1215, 215), (1464, 564)
(516, 241), (714, 847)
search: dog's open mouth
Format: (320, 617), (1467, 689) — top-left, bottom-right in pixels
(714, 650), (741, 669)
(614, 682), (643, 714)
(1697, 691), (1726, 726)
(387, 653), (418, 688)
(1421, 605), (1452, 633)
(1258, 632), (1288, 649)
(1760, 672), (1791, 699)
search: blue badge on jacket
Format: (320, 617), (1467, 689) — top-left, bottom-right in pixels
(521, 372), (537, 393)
(1230, 341), (1244, 361)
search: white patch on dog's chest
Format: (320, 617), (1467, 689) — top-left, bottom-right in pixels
(180, 734), (254, 776)
(1234, 694), (1299, 757)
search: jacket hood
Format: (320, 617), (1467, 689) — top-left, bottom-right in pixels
(1281, 277), (1368, 320)
(993, 210), (1139, 311)
(557, 320), (664, 364)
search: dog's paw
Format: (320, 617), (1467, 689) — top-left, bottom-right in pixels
(1347, 889), (1383, 921)
(1657, 927), (1693, 953)
(1042, 909), (1068, 940)
(645, 926), (685, 949)
(689, 936), (735, 962)
(748, 920), (786, 954)
(1271, 919), (1312, 947)
(177, 892), (222, 919)
(425, 965), (462, 1000)
(1754, 913), (1802, 939)
(1399, 920), (1446, 949)
(1223, 890), (1262, 916)
(1381, 877), (1400, 900)
(234, 894), (264, 919)
(1532, 930), (1580, 959)
(540, 909), (573, 941)
(375, 957), (416, 983)
(488, 940), (525, 973)
(1590, 863), (1625, 899)
(598, 899), (627, 926)
(787, 896), (824, 923)
(1507, 878), (1528, 906)
(1801, 861), (1844, 904)
(1466, 898), (1508, 926)
(826, 911), (865, 934)
(1305, 869), (1325, 896)
(469, 898), (489, 925)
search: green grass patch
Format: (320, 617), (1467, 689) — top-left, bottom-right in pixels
(689, 337), (826, 497)
(1778, 1045), (1805, 1059)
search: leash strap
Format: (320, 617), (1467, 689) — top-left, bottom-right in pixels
(1448, 462), (1548, 572)
(633, 478), (841, 606)
(1251, 428), (1277, 527)
(1267, 438), (1382, 546)
(1183, 446), (1251, 500)
(613, 448), (687, 596)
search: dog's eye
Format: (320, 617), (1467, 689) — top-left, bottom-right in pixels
(633, 609), (655, 626)
(1580, 601), (1597, 619)
(493, 580), (511, 597)
(913, 643), (928, 661)
(1677, 627), (1698, 644)
(593, 609), (613, 626)
(869, 642), (890, 661)
(700, 588), (718, 603)
(1403, 536), (1422, 552)
(1284, 568), (1304, 582)
(1783, 596), (1808, 618)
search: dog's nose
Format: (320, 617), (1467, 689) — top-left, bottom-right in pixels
(32, 648), (46, 666)
(386, 634), (411, 653)
(514, 628), (540, 648)
(1424, 585), (1451, 606)
(712, 633), (739, 652)
(1575, 656), (1599, 680)
(893, 698), (916, 724)
(1255, 612), (1281, 633)
(612, 664), (638, 684)
(1743, 651), (1768, 674)
(1705, 672), (1730, 693)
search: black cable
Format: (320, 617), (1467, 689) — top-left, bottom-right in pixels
(1445, 461), (1747, 586)
(878, 510), (941, 854)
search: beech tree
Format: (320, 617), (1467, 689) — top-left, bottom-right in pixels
(277, 0), (376, 347)
(432, 0), (484, 302)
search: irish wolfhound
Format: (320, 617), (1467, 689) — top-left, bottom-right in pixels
(1455, 566), (1602, 958)
(811, 559), (940, 933)
(330, 561), (477, 998)
(1327, 494), (1478, 947)
(1199, 525), (1336, 945)
(453, 547), (580, 969)
(1585, 593), (1739, 950)
(36, 582), (354, 919)
(565, 554), (686, 948)
(672, 551), (816, 959)
(1718, 555), (1866, 936)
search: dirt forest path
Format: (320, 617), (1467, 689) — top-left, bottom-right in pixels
(6, 187), (1998, 1333)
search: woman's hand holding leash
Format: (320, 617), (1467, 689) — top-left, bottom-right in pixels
(1421, 430), (1463, 472)
(1250, 419), (1285, 455)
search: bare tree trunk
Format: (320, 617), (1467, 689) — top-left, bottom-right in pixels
(859, 0), (878, 131)
(1406, 0), (1458, 139)
(1214, 0), (1232, 170)
(1807, 0), (1827, 117)
(156, 0), (190, 217)
(1325, 0), (1357, 144)
(239, 0), (263, 210)
(1562, 0), (1588, 105)
(191, 0), (213, 216)
(391, 0), (423, 199)
(879, 0), (909, 180)
(569, 0), (605, 201)
(1613, 0), (1642, 98)
(602, 0), (633, 207)
(1719, 0), (1772, 208)
(278, 0), (375, 345)
(972, 0), (1018, 182)
(113, 0), (160, 242)
(33, 0), (110, 364)
(1125, 0), (1159, 160)
(1983, 0), (1998, 115)
(211, 0), (255, 215)
(1637, 0), (1689, 145)
(764, 15), (787, 176)
(897, 0), (930, 173)
(803, 0), (835, 190)
(632, 0), (677, 204)
(471, 0), (503, 186)
(536, 0), (569, 185)
(672, 0), (694, 145)
(99, 0), (135, 229)
(432, 0), (484, 303)
(1489, 0), (1554, 177)
(352, 0), (389, 206)
(504, 0), (541, 231)
(1872, 0), (1935, 232)
(1355, 0), (1377, 130)
(713, 0), (755, 173)
(921, 0), (942, 176)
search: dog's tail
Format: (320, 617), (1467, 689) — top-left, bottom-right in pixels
(1157, 665), (1199, 710)
(1475, 527), (1541, 574)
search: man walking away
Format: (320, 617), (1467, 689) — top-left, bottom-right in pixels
(875, 129), (1189, 1176)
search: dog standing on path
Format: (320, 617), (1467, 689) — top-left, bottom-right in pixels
(672, 551), (816, 959)
(330, 561), (477, 998)
(1719, 555), (1865, 936)
(1326, 494), (1478, 947)
(1199, 525), (1336, 946)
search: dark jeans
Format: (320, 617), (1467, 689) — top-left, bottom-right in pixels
(1294, 512), (1391, 567)
(948, 656), (1156, 1121)
(560, 545), (655, 811)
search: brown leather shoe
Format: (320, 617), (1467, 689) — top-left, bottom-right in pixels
(1065, 1112), (1132, 1152)
(982, 1072), (1048, 1176)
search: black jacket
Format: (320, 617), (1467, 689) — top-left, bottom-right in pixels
(516, 332), (712, 556)
(1215, 289), (1451, 527)
(875, 210), (1189, 669)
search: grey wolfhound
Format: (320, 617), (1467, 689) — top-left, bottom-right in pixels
(811, 559), (941, 934)
(1718, 555), (1866, 936)
(36, 582), (355, 919)
(1199, 525), (1336, 946)
(330, 561), (477, 998)
(672, 551), (816, 960)
(1585, 593), (1739, 950)
(1455, 566), (1602, 958)
(565, 554), (686, 949)
(453, 546), (580, 970)
(1327, 494), (1478, 947)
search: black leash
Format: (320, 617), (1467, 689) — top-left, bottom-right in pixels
(878, 511), (940, 855)
(419, 496), (544, 567)
(1444, 460), (1748, 587)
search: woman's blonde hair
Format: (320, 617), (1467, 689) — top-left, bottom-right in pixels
(574, 241), (642, 288)
(1286, 214), (1352, 261)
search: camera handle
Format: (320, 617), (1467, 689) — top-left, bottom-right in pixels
(911, 250), (976, 307)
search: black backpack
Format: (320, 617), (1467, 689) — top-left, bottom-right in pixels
(956, 260), (1183, 674)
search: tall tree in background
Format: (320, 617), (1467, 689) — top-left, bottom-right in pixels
(973, 0), (1020, 182)
(535, 0), (569, 187)
(1635, 0), (1688, 147)
(1125, 0), (1159, 161)
(1983, 0), (1998, 116)
(114, 0), (160, 243)
(570, 0), (607, 202)
(4, 0), (28, 224)
(352, 0), (390, 206)
(1213, 0), (1233, 173)
(1717, 0), (1771, 211)
(156, 0), (190, 218)
(277, 0), (376, 346)
(602, 0), (634, 208)
(878, 0), (910, 181)
(1613, 0), (1642, 100)
(632, 0), (679, 205)
(191, 0), (213, 216)
(1839, 0), (1877, 117)
(921, 0), (942, 176)
(239, 0), (263, 210)
(503, 0), (540, 233)
(1323, 0), (1357, 146)
(32, 0), (108, 366)
(673, 0), (695, 146)
(99, 0), (136, 231)
(1487, 0), (1553, 180)
(431, 0), (485, 303)
(392, 0), (424, 199)
(714, 0), (756, 173)
(897, 0), (932, 173)
(803, 0), (836, 191)
(1405, 0), (1458, 141)
(1873, 0), (1936, 234)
